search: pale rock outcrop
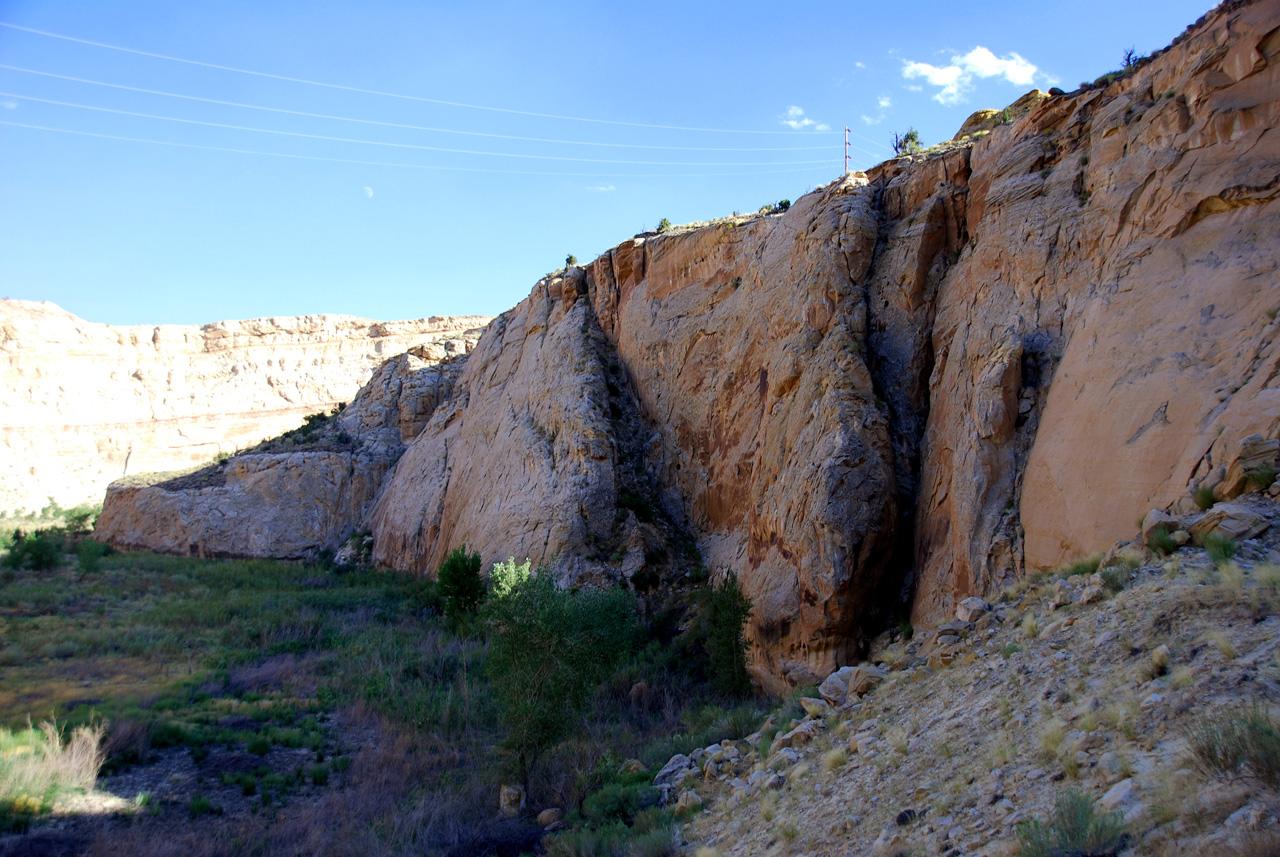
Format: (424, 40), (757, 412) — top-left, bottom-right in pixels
(372, 183), (898, 691)
(0, 299), (487, 514)
(95, 350), (470, 558)
(369, 272), (621, 581)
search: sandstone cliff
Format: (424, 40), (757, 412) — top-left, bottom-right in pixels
(95, 0), (1280, 690)
(0, 300), (488, 515)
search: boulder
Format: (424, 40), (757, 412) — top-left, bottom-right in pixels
(499, 784), (526, 817)
(819, 666), (857, 706)
(536, 808), (564, 827)
(1215, 434), (1279, 500)
(955, 597), (990, 623)
(1141, 509), (1179, 545)
(1189, 503), (1270, 544)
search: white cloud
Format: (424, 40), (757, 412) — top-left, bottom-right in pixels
(1, 101), (16, 109)
(855, 61), (866, 69)
(902, 46), (1043, 105)
(862, 95), (893, 125)
(877, 96), (892, 108)
(780, 105), (830, 131)
(363, 186), (373, 198)
(861, 114), (880, 126)
(587, 184), (616, 192)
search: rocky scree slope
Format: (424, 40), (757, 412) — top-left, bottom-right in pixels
(662, 495), (1280, 857)
(0, 299), (488, 515)
(98, 0), (1280, 693)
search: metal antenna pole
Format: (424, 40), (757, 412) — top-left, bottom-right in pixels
(844, 127), (850, 174)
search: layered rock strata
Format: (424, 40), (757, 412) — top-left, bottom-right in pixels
(96, 0), (1280, 688)
(0, 300), (487, 514)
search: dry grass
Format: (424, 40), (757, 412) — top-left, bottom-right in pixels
(0, 720), (106, 803)
(1206, 630), (1236, 660)
(88, 714), (510, 857)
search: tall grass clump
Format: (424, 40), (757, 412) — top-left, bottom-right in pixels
(1203, 533), (1239, 568)
(0, 721), (106, 832)
(1016, 787), (1125, 857)
(1186, 703), (1280, 787)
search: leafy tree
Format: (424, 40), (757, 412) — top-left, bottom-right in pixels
(656, 218), (672, 233)
(437, 545), (485, 621)
(483, 572), (638, 782)
(565, 254), (578, 267)
(892, 127), (923, 155)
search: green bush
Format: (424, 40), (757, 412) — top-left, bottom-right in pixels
(490, 557), (531, 600)
(1016, 788), (1125, 857)
(892, 128), (923, 155)
(1147, 529), (1175, 557)
(1186, 703), (1280, 787)
(76, 540), (108, 576)
(1193, 483), (1217, 510)
(705, 575), (753, 696)
(438, 545), (485, 621)
(1203, 533), (1238, 567)
(5, 530), (62, 572)
(483, 572), (638, 781)
(656, 218), (671, 233)
(1100, 565), (1131, 594)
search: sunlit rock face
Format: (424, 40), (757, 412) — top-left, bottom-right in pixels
(95, 0), (1280, 690)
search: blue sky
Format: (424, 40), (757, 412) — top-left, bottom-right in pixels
(0, 0), (1214, 325)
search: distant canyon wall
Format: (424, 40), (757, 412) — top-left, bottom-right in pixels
(0, 300), (488, 515)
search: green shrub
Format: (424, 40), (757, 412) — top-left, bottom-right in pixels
(566, 254), (578, 267)
(247, 735), (271, 756)
(490, 557), (531, 600)
(483, 572), (638, 781)
(1147, 529), (1175, 557)
(656, 218), (672, 233)
(1099, 566), (1130, 594)
(581, 778), (657, 824)
(1248, 463), (1277, 491)
(1203, 533), (1238, 567)
(438, 545), (485, 621)
(1186, 703), (1280, 787)
(1193, 483), (1217, 510)
(188, 792), (220, 817)
(892, 128), (922, 155)
(76, 540), (108, 576)
(1061, 554), (1103, 578)
(705, 575), (753, 696)
(1016, 787), (1125, 857)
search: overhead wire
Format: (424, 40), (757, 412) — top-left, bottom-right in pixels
(0, 21), (858, 138)
(0, 92), (842, 166)
(0, 119), (843, 177)
(0, 64), (868, 154)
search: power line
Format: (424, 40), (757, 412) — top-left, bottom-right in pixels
(0, 21), (848, 137)
(0, 64), (851, 154)
(0, 120), (845, 177)
(0, 92), (840, 166)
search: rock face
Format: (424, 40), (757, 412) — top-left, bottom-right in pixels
(94, 0), (1280, 689)
(372, 185), (899, 691)
(0, 300), (488, 514)
(96, 350), (471, 558)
